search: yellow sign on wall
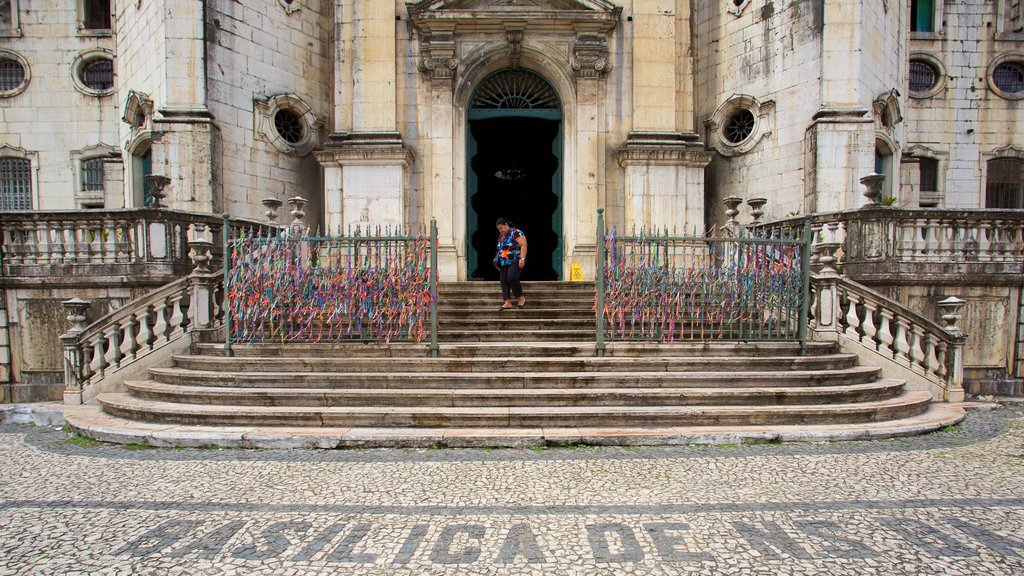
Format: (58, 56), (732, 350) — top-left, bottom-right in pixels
(570, 261), (583, 281)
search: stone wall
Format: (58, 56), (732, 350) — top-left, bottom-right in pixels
(695, 0), (910, 224)
(1, 1), (118, 209)
(205, 0), (331, 223)
(903, 0), (1024, 209)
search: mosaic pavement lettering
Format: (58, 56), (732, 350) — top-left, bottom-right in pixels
(1, 406), (1023, 575)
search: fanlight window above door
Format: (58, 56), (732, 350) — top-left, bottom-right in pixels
(471, 69), (559, 110)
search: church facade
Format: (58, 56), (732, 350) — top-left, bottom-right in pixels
(1, 0), (1022, 399)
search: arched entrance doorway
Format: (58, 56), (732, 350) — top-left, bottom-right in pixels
(466, 69), (563, 280)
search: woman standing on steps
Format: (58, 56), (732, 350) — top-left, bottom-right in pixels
(495, 217), (528, 310)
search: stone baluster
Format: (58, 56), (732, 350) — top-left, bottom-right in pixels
(22, 223), (37, 266)
(859, 298), (878, 349)
(843, 291), (861, 340)
(912, 218), (927, 261)
(4, 227), (21, 266)
(103, 324), (122, 370)
(909, 325), (927, 373)
(893, 317), (912, 365)
(88, 332), (106, 380)
(877, 309), (895, 357)
(119, 315), (137, 363)
(73, 220), (88, 263)
(60, 298), (91, 405)
(135, 307), (152, 354)
(167, 288), (187, 338)
(59, 221), (74, 263)
(151, 299), (169, 347)
(936, 219), (952, 261)
(925, 334), (941, 377)
(934, 340), (948, 379)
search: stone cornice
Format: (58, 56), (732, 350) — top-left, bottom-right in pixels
(315, 133), (413, 167)
(616, 133), (712, 167)
(407, 1), (620, 36)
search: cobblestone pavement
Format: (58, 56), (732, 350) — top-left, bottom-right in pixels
(1, 405), (1023, 576)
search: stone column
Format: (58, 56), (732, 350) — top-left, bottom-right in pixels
(810, 243), (842, 343)
(188, 238), (219, 344)
(617, 0), (709, 231)
(152, 0), (217, 213)
(60, 298), (91, 405)
(937, 296), (967, 402)
(317, 1), (410, 232)
(571, 25), (610, 279)
(420, 26), (460, 280)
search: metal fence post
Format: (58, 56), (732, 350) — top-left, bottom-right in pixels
(429, 218), (439, 358)
(596, 208), (606, 358)
(222, 213), (233, 358)
(798, 217), (812, 355)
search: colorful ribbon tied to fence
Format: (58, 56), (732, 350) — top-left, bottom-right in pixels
(227, 228), (436, 344)
(600, 227), (805, 342)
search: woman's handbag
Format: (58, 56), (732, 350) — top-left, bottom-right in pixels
(492, 253), (502, 269)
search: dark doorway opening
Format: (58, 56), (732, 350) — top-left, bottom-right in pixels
(468, 116), (561, 280)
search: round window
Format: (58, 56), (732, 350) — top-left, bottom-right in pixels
(909, 60), (939, 94)
(274, 109), (304, 145)
(723, 109), (755, 145)
(81, 58), (114, 91)
(0, 57), (27, 94)
(992, 62), (1024, 95)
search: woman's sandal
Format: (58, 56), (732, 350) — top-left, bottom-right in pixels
(499, 305), (513, 311)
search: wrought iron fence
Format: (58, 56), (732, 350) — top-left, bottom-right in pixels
(595, 209), (810, 353)
(224, 221), (439, 354)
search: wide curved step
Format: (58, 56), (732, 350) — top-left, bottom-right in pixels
(146, 365), (882, 389)
(170, 353), (860, 374)
(126, 378), (906, 408)
(97, 390), (931, 428)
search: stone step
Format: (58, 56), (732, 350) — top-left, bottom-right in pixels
(194, 341), (838, 358)
(96, 391), (932, 428)
(438, 318), (595, 330)
(126, 378), (906, 408)
(439, 297), (593, 308)
(148, 365), (881, 389)
(63, 402), (969, 449)
(171, 353), (859, 373)
(438, 308), (594, 320)
(438, 329), (596, 341)
(439, 281), (594, 293)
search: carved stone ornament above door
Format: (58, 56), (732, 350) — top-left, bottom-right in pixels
(406, 0), (621, 79)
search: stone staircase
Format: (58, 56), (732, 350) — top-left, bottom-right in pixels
(76, 281), (964, 447)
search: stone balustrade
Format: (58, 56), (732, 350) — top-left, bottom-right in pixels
(809, 251), (967, 401)
(0, 209), (268, 285)
(755, 207), (1024, 283)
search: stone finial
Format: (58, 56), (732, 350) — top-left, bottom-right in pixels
(188, 238), (214, 273)
(937, 296), (966, 334)
(746, 198), (767, 224)
(816, 242), (841, 275)
(262, 197), (284, 223)
(860, 173), (884, 205)
(62, 298), (91, 333)
(723, 196), (743, 225)
(144, 174), (171, 208)
(287, 196), (309, 233)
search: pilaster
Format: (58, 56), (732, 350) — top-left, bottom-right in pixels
(315, 133), (413, 231)
(616, 132), (712, 231)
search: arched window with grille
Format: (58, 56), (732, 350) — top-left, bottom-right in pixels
(986, 158), (1024, 209)
(0, 157), (32, 210)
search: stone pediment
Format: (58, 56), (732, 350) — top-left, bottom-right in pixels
(409, 0), (620, 13)
(407, 0), (621, 32)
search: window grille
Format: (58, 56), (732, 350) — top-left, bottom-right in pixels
(273, 109), (304, 144)
(986, 158), (1024, 209)
(0, 157), (32, 210)
(1012, 0), (1022, 32)
(81, 58), (113, 91)
(84, 0), (111, 30)
(82, 158), (105, 192)
(0, 58), (25, 92)
(993, 62), (1024, 95)
(471, 69), (559, 110)
(909, 61), (938, 94)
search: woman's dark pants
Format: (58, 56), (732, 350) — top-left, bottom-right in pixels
(499, 263), (523, 300)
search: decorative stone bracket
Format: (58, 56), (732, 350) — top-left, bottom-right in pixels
(572, 27), (611, 78)
(417, 27), (459, 80)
